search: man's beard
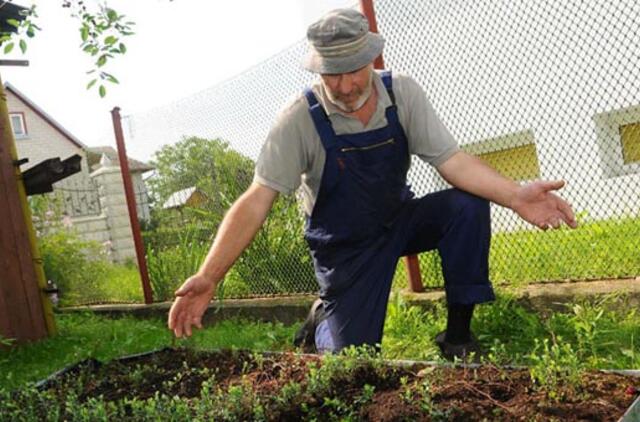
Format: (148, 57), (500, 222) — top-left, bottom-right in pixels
(324, 72), (374, 113)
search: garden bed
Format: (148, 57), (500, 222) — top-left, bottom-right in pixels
(7, 347), (639, 421)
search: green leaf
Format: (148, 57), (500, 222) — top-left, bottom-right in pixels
(3, 42), (14, 54)
(104, 35), (117, 45)
(6, 18), (20, 28)
(96, 55), (107, 67)
(19, 39), (27, 54)
(119, 43), (126, 54)
(104, 73), (119, 84)
(80, 26), (89, 42)
(86, 79), (97, 90)
(99, 85), (106, 98)
(106, 9), (118, 22)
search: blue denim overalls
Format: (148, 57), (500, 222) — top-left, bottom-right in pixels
(304, 72), (495, 352)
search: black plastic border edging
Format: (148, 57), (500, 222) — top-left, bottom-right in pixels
(34, 358), (102, 391)
(32, 347), (640, 420)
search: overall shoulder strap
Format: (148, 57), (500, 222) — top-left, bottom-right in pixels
(381, 71), (409, 153)
(304, 88), (336, 148)
(380, 71), (396, 105)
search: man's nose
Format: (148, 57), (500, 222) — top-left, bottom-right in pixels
(338, 74), (353, 94)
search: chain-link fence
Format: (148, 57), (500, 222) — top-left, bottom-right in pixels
(116, 0), (640, 301)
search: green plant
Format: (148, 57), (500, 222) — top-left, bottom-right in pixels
(147, 136), (253, 219)
(382, 294), (444, 361)
(528, 337), (584, 401)
(232, 195), (316, 295)
(0, 335), (15, 347)
(145, 228), (210, 301)
(38, 230), (109, 304)
(0, 313), (296, 392)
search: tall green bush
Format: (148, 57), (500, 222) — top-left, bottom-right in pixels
(143, 136), (316, 298)
(147, 136), (254, 228)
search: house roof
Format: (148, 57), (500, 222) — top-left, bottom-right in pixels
(86, 146), (155, 173)
(4, 82), (86, 149)
(163, 186), (202, 209)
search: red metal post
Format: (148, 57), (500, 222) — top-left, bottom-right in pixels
(404, 255), (424, 293)
(360, 0), (424, 293)
(111, 107), (154, 304)
(359, 0), (385, 70)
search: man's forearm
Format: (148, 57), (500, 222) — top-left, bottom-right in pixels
(197, 183), (277, 285)
(436, 151), (520, 208)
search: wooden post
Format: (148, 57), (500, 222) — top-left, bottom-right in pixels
(0, 76), (55, 343)
(111, 107), (154, 304)
(360, 0), (425, 293)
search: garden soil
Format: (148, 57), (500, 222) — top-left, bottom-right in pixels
(37, 348), (638, 421)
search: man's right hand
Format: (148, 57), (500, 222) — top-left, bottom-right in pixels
(167, 182), (279, 339)
(168, 273), (217, 338)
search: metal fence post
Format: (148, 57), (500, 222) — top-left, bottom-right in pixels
(111, 107), (154, 304)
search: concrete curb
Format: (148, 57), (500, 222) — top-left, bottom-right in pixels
(60, 277), (640, 325)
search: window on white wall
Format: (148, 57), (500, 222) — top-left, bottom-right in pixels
(620, 122), (640, 164)
(463, 130), (541, 181)
(593, 105), (640, 178)
(9, 112), (27, 138)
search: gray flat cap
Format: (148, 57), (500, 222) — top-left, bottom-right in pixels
(303, 8), (385, 74)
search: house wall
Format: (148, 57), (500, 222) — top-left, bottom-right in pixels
(6, 87), (147, 263)
(6, 90), (89, 176)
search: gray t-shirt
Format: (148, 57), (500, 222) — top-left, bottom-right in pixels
(254, 71), (459, 215)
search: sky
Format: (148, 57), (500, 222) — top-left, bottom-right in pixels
(1, 0), (353, 158)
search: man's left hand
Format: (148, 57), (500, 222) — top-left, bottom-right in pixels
(510, 180), (578, 230)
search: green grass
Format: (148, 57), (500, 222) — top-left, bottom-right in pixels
(99, 265), (144, 303)
(46, 216), (639, 305)
(382, 292), (640, 371)
(393, 216), (640, 289)
(0, 313), (296, 391)
(2, 292), (638, 392)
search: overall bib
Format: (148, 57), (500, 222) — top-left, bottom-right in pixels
(304, 72), (495, 352)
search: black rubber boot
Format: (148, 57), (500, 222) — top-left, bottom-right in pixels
(293, 299), (326, 353)
(435, 330), (482, 363)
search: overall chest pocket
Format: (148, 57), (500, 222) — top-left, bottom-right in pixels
(340, 138), (396, 167)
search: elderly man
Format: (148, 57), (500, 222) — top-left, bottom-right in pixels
(168, 9), (576, 359)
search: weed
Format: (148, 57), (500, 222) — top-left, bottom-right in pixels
(528, 337), (584, 401)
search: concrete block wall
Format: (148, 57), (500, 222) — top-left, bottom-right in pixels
(90, 166), (136, 263)
(70, 214), (112, 257)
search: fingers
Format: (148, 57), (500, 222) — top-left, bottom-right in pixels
(538, 221), (550, 231)
(174, 284), (191, 297)
(168, 298), (188, 338)
(549, 217), (561, 229)
(556, 197), (578, 228)
(168, 299), (179, 330)
(181, 315), (202, 338)
(540, 179), (565, 193)
(168, 299), (204, 339)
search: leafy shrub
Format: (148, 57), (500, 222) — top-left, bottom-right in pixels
(146, 229), (210, 301)
(528, 338), (584, 401)
(232, 195), (316, 295)
(38, 230), (111, 305)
